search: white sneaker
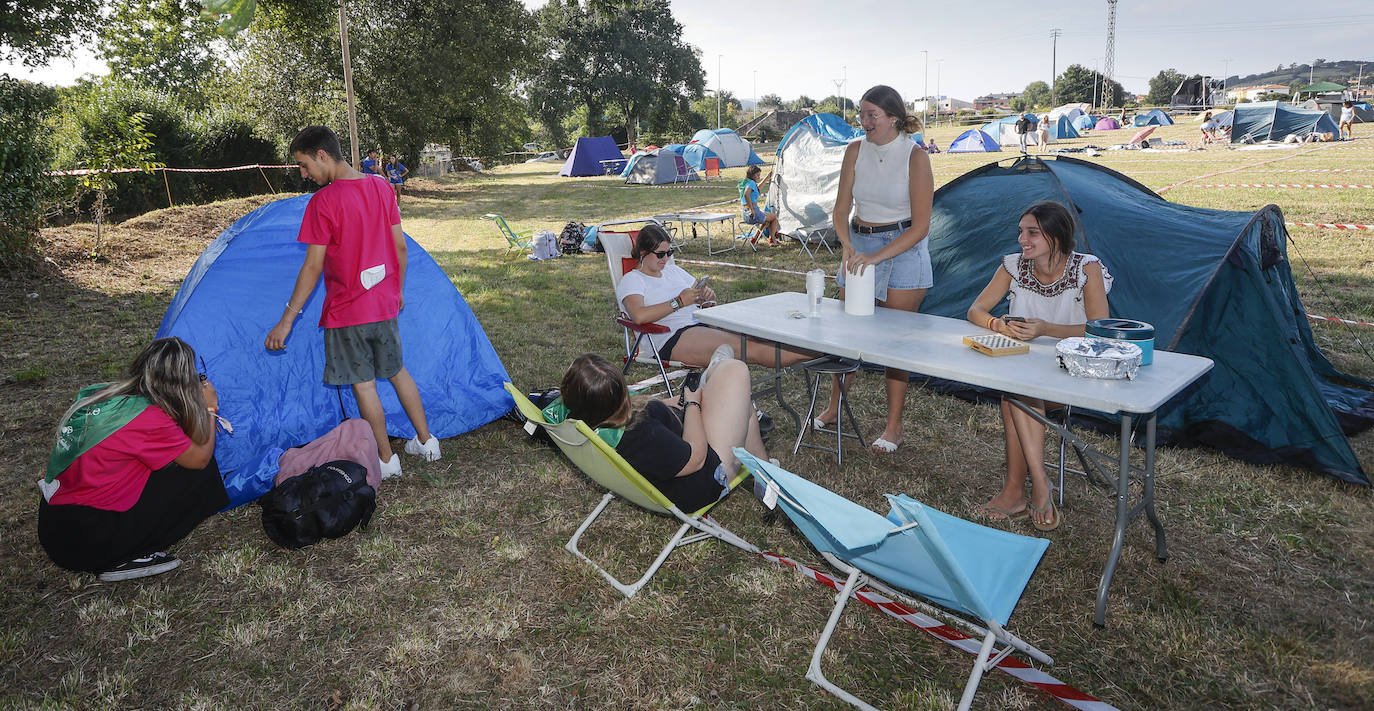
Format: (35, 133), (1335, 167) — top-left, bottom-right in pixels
(379, 454), (402, 479)
(404, 435), (441, 462)
(699, 344), (735, 389)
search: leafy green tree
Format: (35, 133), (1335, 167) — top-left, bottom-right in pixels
(0, 77), (61, 270)
(529, 0), (703, 147)
(99, 0), (230, 108)
(0, 0), (101, 65)
(1013, 81), (1050, 111)
(757, 93), (783, 110)
(1054, 64), (1125, 107)
(67, 96), (164, 256)
(787, 95), (815, 110)
(1145, 69), (1187, 106)
(690, 89), (740, 130)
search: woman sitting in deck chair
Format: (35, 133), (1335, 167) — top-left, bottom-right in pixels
(739, 165), (781, 245)
(617, 224), (812, 368)
(561, 353), (771, 512)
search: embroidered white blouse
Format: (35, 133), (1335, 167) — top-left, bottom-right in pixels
(1001, 252), (1113, 326)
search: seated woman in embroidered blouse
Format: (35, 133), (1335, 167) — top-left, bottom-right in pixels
(966, 201), (1112, 531)
(559, 352), (770, 511)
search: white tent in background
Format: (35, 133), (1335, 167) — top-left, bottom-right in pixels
(689, 128), (765, 168)
(770, 114), (863, 237)
(1050, 103), (1091, 121)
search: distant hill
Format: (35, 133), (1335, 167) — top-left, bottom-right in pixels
(1224, 59), (1367, 90)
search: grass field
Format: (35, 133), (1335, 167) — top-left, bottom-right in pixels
(2, 119), (1373, 710)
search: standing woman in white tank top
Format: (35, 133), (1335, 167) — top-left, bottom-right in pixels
(815, 85), (934, 454)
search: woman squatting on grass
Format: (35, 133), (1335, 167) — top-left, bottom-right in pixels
(966, 201), (1113, 531)
(38, 338), (229, 582)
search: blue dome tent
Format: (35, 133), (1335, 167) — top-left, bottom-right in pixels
(559, 135), (624, 177)
(947, 129), (1001, 153)
(1047, 114), (1080, 139)
(689, 128), (765, 167)
(158, 195), (514, 506)
(1133, 109), (1175, 127)
(1230, 101), (1340, 143)
(659, 142), (721, 171)
(918, 156), (1374, 485)
(1072, 114), (1096, 131)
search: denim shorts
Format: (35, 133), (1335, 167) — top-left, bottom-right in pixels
(741, 205), (766, 224)
(836, 223), (934, 302)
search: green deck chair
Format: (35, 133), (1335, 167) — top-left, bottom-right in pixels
(483, 213), (534, 253)
(505, 383), (758, 597)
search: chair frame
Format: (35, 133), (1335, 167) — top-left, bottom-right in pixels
(506, 383), (757, 598)
(742, 455), (1052, 711)
(482, 213), (535, 254)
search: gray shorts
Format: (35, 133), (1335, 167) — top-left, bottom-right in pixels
(323, 317), (403, 385)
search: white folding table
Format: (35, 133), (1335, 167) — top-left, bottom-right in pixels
(696, 291), (1215, 626)
(676, 211), (747, 255)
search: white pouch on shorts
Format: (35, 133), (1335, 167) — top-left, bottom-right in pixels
(360, 264), (386, 290)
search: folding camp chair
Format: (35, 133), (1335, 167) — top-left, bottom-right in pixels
(483, 213), (534, 254)
(505, 383), (757, 597)
(702, 157), (722, 180)
(735, 450), (1053, 711)
(599, 220), (689, 397)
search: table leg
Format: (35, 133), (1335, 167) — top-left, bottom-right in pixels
(1095, 413), (1133, 627)
(1143, 415), (1167, 562)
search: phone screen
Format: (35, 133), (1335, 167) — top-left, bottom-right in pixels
(693, 276), (710, 290)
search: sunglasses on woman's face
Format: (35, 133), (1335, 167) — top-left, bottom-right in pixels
(651, 249), (674, 259)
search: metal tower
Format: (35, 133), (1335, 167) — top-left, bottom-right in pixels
(1101, 0), (1118, 109)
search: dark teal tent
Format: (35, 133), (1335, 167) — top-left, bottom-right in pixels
(1133, 109), (1174, 126)
(919, 156), (1374, 485)
(1231, 101), (1340, 143)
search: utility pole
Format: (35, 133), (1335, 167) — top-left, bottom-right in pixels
(842, 65), (847, 122)
(1102, 0), (1118, 110)
(922, 50), (929, 129)
(1050, 28), (1061, 107)
(832, 77), (846, 122)
(753, 70), (757, 119)
(1359, 63), (1366, 96)
(338, 0), (360, 168)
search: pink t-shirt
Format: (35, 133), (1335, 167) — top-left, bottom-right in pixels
(298, 175), (403, 329)
(49, 406), (192, 511)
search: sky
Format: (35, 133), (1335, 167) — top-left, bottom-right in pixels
(5, 0), (1374, 105)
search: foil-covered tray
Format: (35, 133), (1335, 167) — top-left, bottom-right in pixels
(1056, 337), (1142, 380)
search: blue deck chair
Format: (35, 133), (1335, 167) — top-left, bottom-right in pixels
(735, 449), (1053, 711)
(505, 383), (757, 597)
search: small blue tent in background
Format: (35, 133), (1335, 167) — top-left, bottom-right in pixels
(1047, 114), (1080, 139)
(689, 128), (765, 167)
(659, 142), (721, 171)
(621, 150), (699, 184)
(947, 129), (1001, 153)
(918, 156), (1374, 485)
(1133, 109), (1175, 126)
(1072, 114), (1097, 131)
(1230, 101), (1340, 143)
(158, 195), (514, 507)
(559, 135), (624, 177)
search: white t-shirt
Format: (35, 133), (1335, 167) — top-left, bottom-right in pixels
(616, 264), (699, 338)
(1002, 252), (1113, 326)
(1341, 106), (1355, 123)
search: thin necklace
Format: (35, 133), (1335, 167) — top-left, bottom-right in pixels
(870, 132), (899, 162)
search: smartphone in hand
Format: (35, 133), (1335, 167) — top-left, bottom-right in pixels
(692, 275), (710, 290)
(1003, 316), (1026, 323)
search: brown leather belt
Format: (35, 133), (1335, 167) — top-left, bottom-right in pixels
(850, 219), (912, 234)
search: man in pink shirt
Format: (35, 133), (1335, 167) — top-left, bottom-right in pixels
(265, 126), (439, 479)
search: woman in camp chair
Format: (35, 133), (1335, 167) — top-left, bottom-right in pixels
(561, 353), (770, 512)
(617, 224), (812, 369)
(966, 201), (1112, 531)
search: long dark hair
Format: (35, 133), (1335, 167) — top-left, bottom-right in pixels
(860, 85), (922, 134)
(1020, 201), (1076, 256)
(52, 337), (211, 446)
(632, 223), (673, 260)
(561, 353), (632, 428)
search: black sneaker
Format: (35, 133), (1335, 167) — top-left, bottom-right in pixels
(756, 410), (775, 436)
(97, 552), (181, 582)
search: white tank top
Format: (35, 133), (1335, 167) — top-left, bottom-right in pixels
(852, 134), (914, 224)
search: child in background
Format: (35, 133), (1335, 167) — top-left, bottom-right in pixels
(266, 126), (439, 479)
(386, 154), (409, 204)
(361, 149), (381, 176)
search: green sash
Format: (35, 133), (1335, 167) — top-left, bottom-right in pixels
(540, 397), (624, 448)
(45, 384), (150, 483)
(737, 178), (751, 205)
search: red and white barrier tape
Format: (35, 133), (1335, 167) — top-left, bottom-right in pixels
(1263, 168), (1374, 173)
(1307, 313), (1374, 327)
(676, 257), (836, 280)
(45, 163), (297, 177)
(1193, 183), (1374, 189)
(1287, 221), (1374, 230)
(758, 551), (1117, 710)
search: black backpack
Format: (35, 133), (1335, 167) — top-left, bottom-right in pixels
(558, 221), (586, 254)
(260, 460), (376, 549)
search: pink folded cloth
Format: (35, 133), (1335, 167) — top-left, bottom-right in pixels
(276, 419), (380, 490)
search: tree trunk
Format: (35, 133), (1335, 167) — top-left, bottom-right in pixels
(625, 112), (637, 148)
